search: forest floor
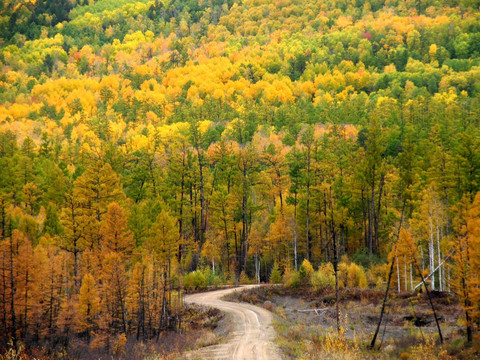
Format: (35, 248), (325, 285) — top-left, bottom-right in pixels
(183, 285), (281, 360)
(224, 285), (468, 359)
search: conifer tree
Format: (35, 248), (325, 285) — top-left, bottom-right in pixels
(100, 202), (133, 255)
(77, 273), (100, 337)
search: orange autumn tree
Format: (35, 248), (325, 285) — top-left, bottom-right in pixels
(95, 202), (134, 340)
(150, 209), (178, 334)
(467, 194), (480, 336)
(100, 202), (134, 255)
(99, 252), (128, 334)
(15, 233), (44, 340)
(450, 193), (480, 344)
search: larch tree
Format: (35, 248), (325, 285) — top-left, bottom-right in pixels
(60, 183), (85, 293)
(76, 273), (100, 338)
(73, 161), (125, 249)
(299, 125), (314, 261)
(150, 209), (178, 333)
(100, 202), (134, 256)
(466, 193), (480, 338)
(450, 193), (480, 343)
(235, 143), (261, 273)
(99, 251), (128, 334)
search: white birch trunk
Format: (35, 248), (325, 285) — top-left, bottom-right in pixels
(434, 196), (443, 291)
(429, 214), (435, 291)
(396, 248), (401, 293)
(410, 263), (413, 291)
(255, 253), (260, 284)
(447, 265), (450, 293)
(293, 228), (298, 272)
(420, 240), (425, 274)
(441, 224), (445, 291)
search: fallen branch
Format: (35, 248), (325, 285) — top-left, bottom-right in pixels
(297, 308), (330, 315)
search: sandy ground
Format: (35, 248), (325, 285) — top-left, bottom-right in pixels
(183, 285), (281, 360)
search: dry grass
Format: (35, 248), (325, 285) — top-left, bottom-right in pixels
(225, 285), (473, 359)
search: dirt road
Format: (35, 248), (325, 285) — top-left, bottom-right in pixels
(184, 285), (281, 360)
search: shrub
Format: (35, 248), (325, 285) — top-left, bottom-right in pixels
(311, 269), (335, 290)
(212, 274), (224, 288)
(239, 271), (251, 284)
(204, 268), (215, 286)
(347, 263), (368, 289)
(184, 270), (207, 291)
(269, 262), (282, 283)
(202, 268), (225, 288)
(358, 269), (368, 288)
(338, 262), (349, 289)
(367, 263), (389, 290)
(353, 247), (382, 268)
(227, 271), (238, 286)
(299, 259), (314, 278)
(283, 267), (301, 289)
(299, 265), (307, 279)
(311, 262), (335, 291)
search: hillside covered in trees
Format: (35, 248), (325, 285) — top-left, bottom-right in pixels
(1, 0), (480, 358)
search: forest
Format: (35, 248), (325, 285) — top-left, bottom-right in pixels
(1, 0), (480, 358)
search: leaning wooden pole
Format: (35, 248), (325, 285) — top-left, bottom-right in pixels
(414, 263), (444, 344)
(370, 205), (405, 349)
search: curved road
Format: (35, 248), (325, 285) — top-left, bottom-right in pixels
(184, 285), (281, 360)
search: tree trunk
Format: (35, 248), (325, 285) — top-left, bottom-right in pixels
(434, 197), (442, 291)
(137, 266), (145, 340)
(410, 263), (413, 291)
(9, 235), (16, 348)
(178, 148), (185, 264)
(23, 267), (29, 339)
(242, 161), (249, 271)
(374, 174), (384, 254)
(361, 189), (368, 250)
(331, 223), (340, 334)
(329, 188), (340, 333)
(1, 249), (8, 338)
(223, 210), (230, 274)
(396, 248), (400, 293)
(369, 170), (375, 254)
(255, 253), (260, 284)
(305, 147), (311, 261)
(293, 228), (298, 272)
(429, 213), (435, 291)
(197, 147), (206, 254)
